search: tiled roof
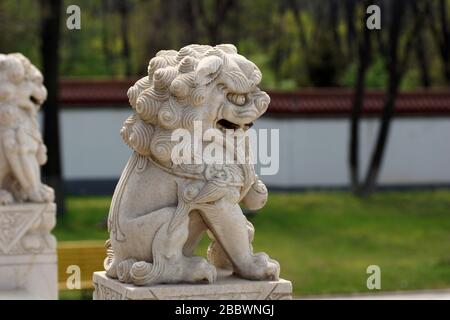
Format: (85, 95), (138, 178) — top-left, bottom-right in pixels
(59, 79), (450, 116)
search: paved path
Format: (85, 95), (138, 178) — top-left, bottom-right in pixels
(0, 290), (36, 300)
(301, 289), (450, 300)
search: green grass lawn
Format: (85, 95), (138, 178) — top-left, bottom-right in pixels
(55, 189), (450, 297)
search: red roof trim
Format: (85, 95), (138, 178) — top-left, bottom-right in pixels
(58, 79), (450, 117)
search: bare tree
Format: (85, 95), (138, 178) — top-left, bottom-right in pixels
(118, 0), (132, 76)
(270, 0), (298, 79)
(328, 0), (341, 49)
(349, 0), (428, 196)
(349, 0), (373, 194)
(101, 0), (115, 75)
(286, 0), (308, 50)
(178, 0), (199, 45)
(413, 0), (431, 88)
(428, 0), (450, 84)
(40, 0), (65, 215)
(360, 0), (427, 195)
(344, 0), (357, 59)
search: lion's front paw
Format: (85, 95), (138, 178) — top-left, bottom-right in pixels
(27, 184), (54, 203)
(0, 190), (14, 205)
(236, 252), (280, 281)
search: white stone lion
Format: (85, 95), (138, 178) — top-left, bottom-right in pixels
(0, 53), (54, 204)
(105, 44), (279, 285)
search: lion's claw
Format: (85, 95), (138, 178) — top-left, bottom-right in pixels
(0, 190), (14, 205)
(27, 184), (54, 203)
(236, 252), (280, 281)
(184, 256), (217, 284)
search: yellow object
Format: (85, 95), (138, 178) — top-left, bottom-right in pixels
(57, 241), (106, 290)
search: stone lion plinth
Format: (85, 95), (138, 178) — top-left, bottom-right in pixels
(0, 53), (57, 300)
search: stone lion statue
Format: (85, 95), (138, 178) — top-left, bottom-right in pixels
(0, 53), (54, 204)
(105, 44), (280, 285)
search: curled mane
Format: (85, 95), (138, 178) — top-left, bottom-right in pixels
(120, 44), (263, 165)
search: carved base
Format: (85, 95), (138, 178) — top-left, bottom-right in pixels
(0, 254), (57, 299)
(93, 271), (292, 300)
(0, 203), (57, 300)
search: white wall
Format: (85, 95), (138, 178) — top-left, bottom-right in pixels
(253, 117), (450, 187)
(59, 109), (131, 179)
(56, 109), (450, 188)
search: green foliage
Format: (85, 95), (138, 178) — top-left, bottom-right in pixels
(341, 57), (391, 89)
(304, 31), (344, 87)
(0, 0), (447, 89)
(256, 190), (450, 295)
(54, 196), (110, 241)
(362, 58), (388, 89)
(0, 0), (41, 67)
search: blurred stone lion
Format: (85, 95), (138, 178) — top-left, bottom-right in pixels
(0, 53), (54, 204)
(106, 44), (279, 286)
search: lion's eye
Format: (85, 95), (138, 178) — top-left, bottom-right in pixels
(227, 93), (246, 106)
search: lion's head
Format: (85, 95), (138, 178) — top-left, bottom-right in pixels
(121, 44), (270, 166)
(0, 53), (47, 116)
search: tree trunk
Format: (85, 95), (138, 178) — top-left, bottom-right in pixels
(287, 0), (308, 50)
(361, 0), (406, 196)
(362, 72), (400, 195)
(118, 0), (132, 76)
(179, 0), (198, 45)
(438, 0), (450, 84)
(344, 0), (356, 60)
(101, 0), (114, 76)
(349, 1), (372, 195)
(328, 0), (341, 49)
(40, 0), (65, 215)
(415, 33), (431, 87)
(412, 0), (430, 87)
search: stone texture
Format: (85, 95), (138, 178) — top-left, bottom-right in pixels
(0, 53), (54, 205)
(100, 44), (284, 291)
(93, 271), (292, 300)
(0, 203), (57, 300)
(0, 53), (57, 300)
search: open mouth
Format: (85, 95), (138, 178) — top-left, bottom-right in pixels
(216, 119), (254, 132)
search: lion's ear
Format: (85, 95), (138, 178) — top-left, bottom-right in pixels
(195, 55), (223, 86)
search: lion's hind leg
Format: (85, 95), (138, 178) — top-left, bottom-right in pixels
(202, 201), (280, 281)
(125, 208), (216, 286)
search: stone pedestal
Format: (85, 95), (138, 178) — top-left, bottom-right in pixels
(0, 203), (57, 300)
(93, 271), (292, 300)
